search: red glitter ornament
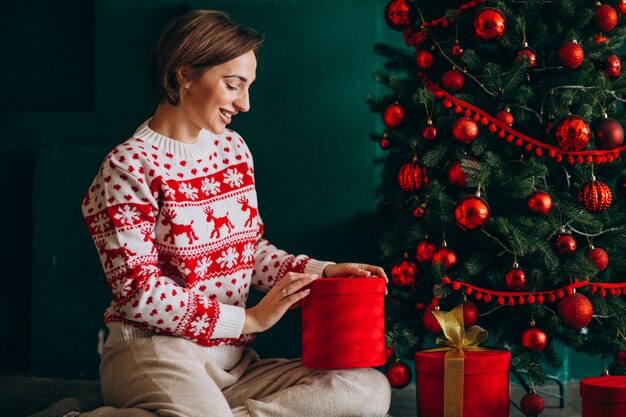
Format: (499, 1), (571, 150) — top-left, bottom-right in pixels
(558, 41), (585, 69)
(521, 323), (548, 352)
(473, 8), (506, 41)
(447, 161), (467, 187)
(618, 0), (626, 15)
(441, 69), (465, 91)
(416, 49), (434, 71)
(384, 0), (411, 31)
(594, 116), (624, 150)
(390, 258), (418, 291)
(398, 159), (428, 192)
(505, 262), (526, 290)
(588, 245), (609, 271)
(554, 232), (577, 255)
(555, 115), (590, 151)
(383, 103), (406, 128)
(416, 240), (437, 263)
(422, 308), (443, 333)
(617, 350), (626, 366)
(526, 191), (552, 216)
(496, 109), (514, 126)
(454, 194), (490, 230)
(385, 360), (412, 389)
(557, 293), (593, 330)
(594, 4), (618, 33)
(577, 178), (613, 213)
(422, 123), (437, 140)
(463, 301), (479, 327)
(515, 47), (537, 69)
(432, 243), (457, 268)
(452, 117), (479, 144)
(520, 391), (545, 417)
(604, 54), (621, 79)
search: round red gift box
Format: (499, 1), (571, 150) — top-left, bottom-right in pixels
(580, 375), (626, 417)
(301, 277), (386, 369)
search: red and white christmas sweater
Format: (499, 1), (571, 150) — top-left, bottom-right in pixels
(82, 120), (331, 370)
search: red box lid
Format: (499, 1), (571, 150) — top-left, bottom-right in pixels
(308, 277), (386, 296)
(580, 376), (626, 403)
(415, 350), (510, 375)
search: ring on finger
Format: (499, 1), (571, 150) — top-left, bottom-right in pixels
(281, 288), (288, 297)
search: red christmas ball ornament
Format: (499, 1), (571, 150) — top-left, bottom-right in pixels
(416, 49), (434, 71)
(604, 54), (621, 79)
(594, 33), (609, 44)
(454, 193), (490, 230)
(496, 109), (514, 126)
(383, 103), (406, 128)
(515, 47), (537, 69)
(441, 69), (465, 91)
(432, 242), (457, 268)
(390, 258), (418, 291)
(447, 161), (467, 187)
(521, 323), (548, 352)
(422, 123), (437, 140)
(413, 205), (425, 218)
(473, 8), (506, 41)
(555, 115), (590, 151)
(616, 350), (626, 366)
(558, 41), (585, 69)
(616, 175), (626, 199)
(463, 301), (479, 327)
(505, 262), (526, 290)
(617, 0), (626, 15)
(379, 133), (391, 149)
(594, 4), (618, 33)
(385, 360), (412, 389)
(554, 231), (577, 255)
(416, 240), (437, 263)
(577, 178), (613, 213)
(588, 245), (609, 271)
(451, 40), (463, 56)
(594, 116), (624, 149)
(520, 391), (545, 416)
(557, 292), (593, 330)
(452, 117), (479, 144)
(384, 0), (411, 31)
(398, 159), (428, 192)
(422, 308), (443, 333)
(526, 191), (552, 216)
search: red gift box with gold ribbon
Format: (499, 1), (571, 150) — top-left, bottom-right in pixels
(414, 305), (510, 417)
(301, 277), (386, 369)
(580, 375), (626, 417)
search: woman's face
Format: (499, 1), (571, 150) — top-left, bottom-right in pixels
(183, 49), (257, 135)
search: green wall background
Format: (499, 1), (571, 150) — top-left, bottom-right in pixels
(0, 0), (604, 381)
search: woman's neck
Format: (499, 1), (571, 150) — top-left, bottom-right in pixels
(149, 103), (201, 144)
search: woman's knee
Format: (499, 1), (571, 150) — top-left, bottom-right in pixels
(333, 368), (391, 416)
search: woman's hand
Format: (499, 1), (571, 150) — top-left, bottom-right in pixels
(242, 272), (318, 334)
(323, 263), (389, 294)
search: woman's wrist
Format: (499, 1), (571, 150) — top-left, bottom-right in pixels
(242, 307), (260, 334)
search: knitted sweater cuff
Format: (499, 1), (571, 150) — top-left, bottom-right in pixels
(212, 303), (246, 339)
(304, 259), (335, 277)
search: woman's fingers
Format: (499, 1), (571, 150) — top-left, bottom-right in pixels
(280, 274), (318, 299)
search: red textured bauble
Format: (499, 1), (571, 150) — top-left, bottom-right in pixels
(454, 194), (490, 230)
(594, 117), (624, 150)
(416, 240), (437, 263)
(577, 180), (613, 213)
(604, 54), (621, 79)
(384, 0), (411, 31)
(432, 247), (457, 269)
(385, 360), (412, 389)
(422, 309), (443, 333)
(390, 259), (418, 291)
(618, 0), (626, 15)
(557, 293), (593, 330)
(526, 191), (552, 216)
(617, 350), (626, 366)
(452, 117), (479, 144)
(520, 392), (545, 416)
(422, 124), (437, 140)
(441, 69), (465, 91)
(397, 160), (428, 192)
(521, 326), (548, 352)
(473, 8), (506, 41)
(447, 161), (467, 187)
(496, 109), (514, 126)
(515, 47), (537, 69)
(589, 246), (609, 271)
(555, 115), (590, 151)
(616, 175), (626, 199)
(554, 232), (577, 255)
(594, 4), (618, 33)
(558, 41), (585, 69)
(416, 49), (434, 71)
(505, 266), (526, 291)
(463, 301), (479, 327)
(383, 103), (406, 128)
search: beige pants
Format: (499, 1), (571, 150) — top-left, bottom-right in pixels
(81, 335), (391, 417)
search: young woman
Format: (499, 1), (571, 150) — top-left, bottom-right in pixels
(32, 9), (391, 417)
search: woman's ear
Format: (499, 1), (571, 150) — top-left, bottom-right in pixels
(175, 66), (192, 89)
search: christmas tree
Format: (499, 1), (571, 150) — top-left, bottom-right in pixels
(373, 0), (626, 391)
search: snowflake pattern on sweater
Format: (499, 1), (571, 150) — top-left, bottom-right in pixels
(82, 121), (328, 349)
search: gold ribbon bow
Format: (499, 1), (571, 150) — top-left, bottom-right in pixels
(428, 304), (488, 417)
